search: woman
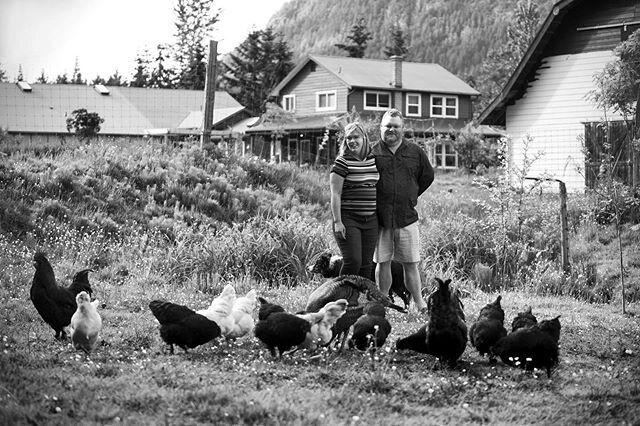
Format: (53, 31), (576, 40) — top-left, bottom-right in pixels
(330, 122), (380, 278)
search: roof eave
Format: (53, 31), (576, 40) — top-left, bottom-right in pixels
(479, 0), (576, 125)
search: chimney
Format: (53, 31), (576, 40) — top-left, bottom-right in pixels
(391, 55), (403, 88)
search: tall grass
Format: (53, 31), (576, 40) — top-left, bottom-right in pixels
(0, 135), (638, 303)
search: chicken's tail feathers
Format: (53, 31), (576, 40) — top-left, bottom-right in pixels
(149, 300), (195, 324)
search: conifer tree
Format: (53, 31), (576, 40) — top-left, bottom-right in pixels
(36, 69), (48, 84)
(335, 18), (372, 58)
(384, 23), (409, 58)
(130, 50), (152, 87)
(222, 27), (293, 114)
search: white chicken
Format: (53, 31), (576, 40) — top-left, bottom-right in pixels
(297, 299), (348, 349)
(226, 289), (258, 339)
(70, 291), (102, 354)
(197, 284), (236, 335)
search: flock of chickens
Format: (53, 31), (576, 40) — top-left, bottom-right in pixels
(29, 251), (562, 377)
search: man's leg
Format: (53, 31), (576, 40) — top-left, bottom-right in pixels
(376, 261), (392, 295)
(403, 261), (425, 311)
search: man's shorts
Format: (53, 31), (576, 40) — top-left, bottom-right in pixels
(373, 221), (420, 263)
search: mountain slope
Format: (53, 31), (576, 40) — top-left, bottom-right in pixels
(267, 0), (555, 79)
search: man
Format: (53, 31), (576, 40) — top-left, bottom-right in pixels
(372, 108), (434, 312)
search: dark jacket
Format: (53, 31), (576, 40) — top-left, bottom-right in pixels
(372, 139), (434, 228)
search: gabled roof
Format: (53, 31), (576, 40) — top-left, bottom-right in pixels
(177, 107), (246, 129)
(271, 54), (480, 97)
(0, 83), (244, 135)
(479, 0), (579, 125)
(246, 113), (349, 133)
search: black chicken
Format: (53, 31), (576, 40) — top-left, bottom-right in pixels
(396, 278), (467, 367)
(254, 310), (312, 358)
(258, 296), (285, 320)
(149, 300), (221, 354)
(330, 305), (365, 351)
(491, 315), (561, 377)
(349, 302), (392, 351)
(469, 295), (507, 363)
(305, 275), (406, 314)
(306, 250), (411, 308)
(30, 252), (94, 340)
(511, 306), (538, 332)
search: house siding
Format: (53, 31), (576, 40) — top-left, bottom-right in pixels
(549, 0), (640, 55)
(505, 50), (623, 191)
(280, 63), (349, 115)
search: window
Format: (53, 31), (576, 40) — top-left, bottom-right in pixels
(406, 93), (421, 117)
(283, 94), (295, 112)
(430, 95), (458, 118)
(364, 91), (391, 110)
(316, 90), (336, 111)
(435, 142), (458, 169)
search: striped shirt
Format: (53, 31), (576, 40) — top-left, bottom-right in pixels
(330, 155), (379, 215)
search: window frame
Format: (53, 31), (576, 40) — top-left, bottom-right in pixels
(364, 90), (391, 111)
(282, 94), (296, 112)
(434, 141), (458, 169)
(430, 94), (459, 118)
(316, 90), (337, 111)
(406, 93), (422, 117)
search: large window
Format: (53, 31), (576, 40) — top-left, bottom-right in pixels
(364, 91), (391, 110)
(282, 95), (295, 112)
(406, 93), (421, 117)
(431, 95), (458, 118)
(316, 90), (337, 111)
(435, 142), (458, 169)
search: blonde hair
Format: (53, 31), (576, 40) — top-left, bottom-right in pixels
(339, 122), (371, 159)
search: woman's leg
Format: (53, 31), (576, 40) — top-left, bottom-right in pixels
(335, 217), (363, 276)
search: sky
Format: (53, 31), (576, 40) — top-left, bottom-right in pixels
(0, 0), (290, 82)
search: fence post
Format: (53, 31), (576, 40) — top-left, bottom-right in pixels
(558, 179), (570, 272)
(201, 40), (218, 149)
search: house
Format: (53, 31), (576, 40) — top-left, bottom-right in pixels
(245, 54), (480, 167)
(0, 82), (252, 144)
(479, 0), (640, 191)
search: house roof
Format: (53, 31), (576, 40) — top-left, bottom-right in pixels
(479, 0), (579, 125)
(0, 82), (244, 135)
(176, 107), (246, 129)
(246, 113), (350, 133)
(271, 54), (480, 97)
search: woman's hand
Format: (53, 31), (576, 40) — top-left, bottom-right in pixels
(333, 221), (346, 240)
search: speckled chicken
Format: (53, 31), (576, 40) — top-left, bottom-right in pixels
(197, 284), (236, 335)
(70, 291), (102, 354)
(492, 315), (561, 377)
(349, 302), (392, 351)
(307, 250), (411, 308)
(469, 295), (507, 363)
(305, 275), (406, 314)
(396, 278), (467, 367)
(511, 306), (538, 331)
(298, 299), (348, 349)
(30, 251), (95, 340)
(149, 300), (221, 354)
(226, 289), (258, 339)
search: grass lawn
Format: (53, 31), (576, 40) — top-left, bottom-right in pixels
(1, 277), (639, 425)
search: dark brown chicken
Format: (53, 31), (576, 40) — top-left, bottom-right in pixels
(258, 296), (285, 320)
(30, 252), (94, 340)
(396, 278), (467, 367)
(511, 306), (538, 332)
(492, 315), (561, 377)
(254, 310), (312, 358)
(349, 302), (392, 351)
(469, 295), (507, 363)
(149, 300), (221, 354)
(306, 250), (411, 308)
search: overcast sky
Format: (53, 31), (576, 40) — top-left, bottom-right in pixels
(0, 0), (289, 82)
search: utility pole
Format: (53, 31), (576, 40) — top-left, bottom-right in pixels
(201, 40), (218, 148)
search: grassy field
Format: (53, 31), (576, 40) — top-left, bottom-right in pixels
(1, 138), (640, 425)
(1, 280), (639, 425)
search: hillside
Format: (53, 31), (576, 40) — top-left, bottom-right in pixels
(268, 0), (556, 79)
